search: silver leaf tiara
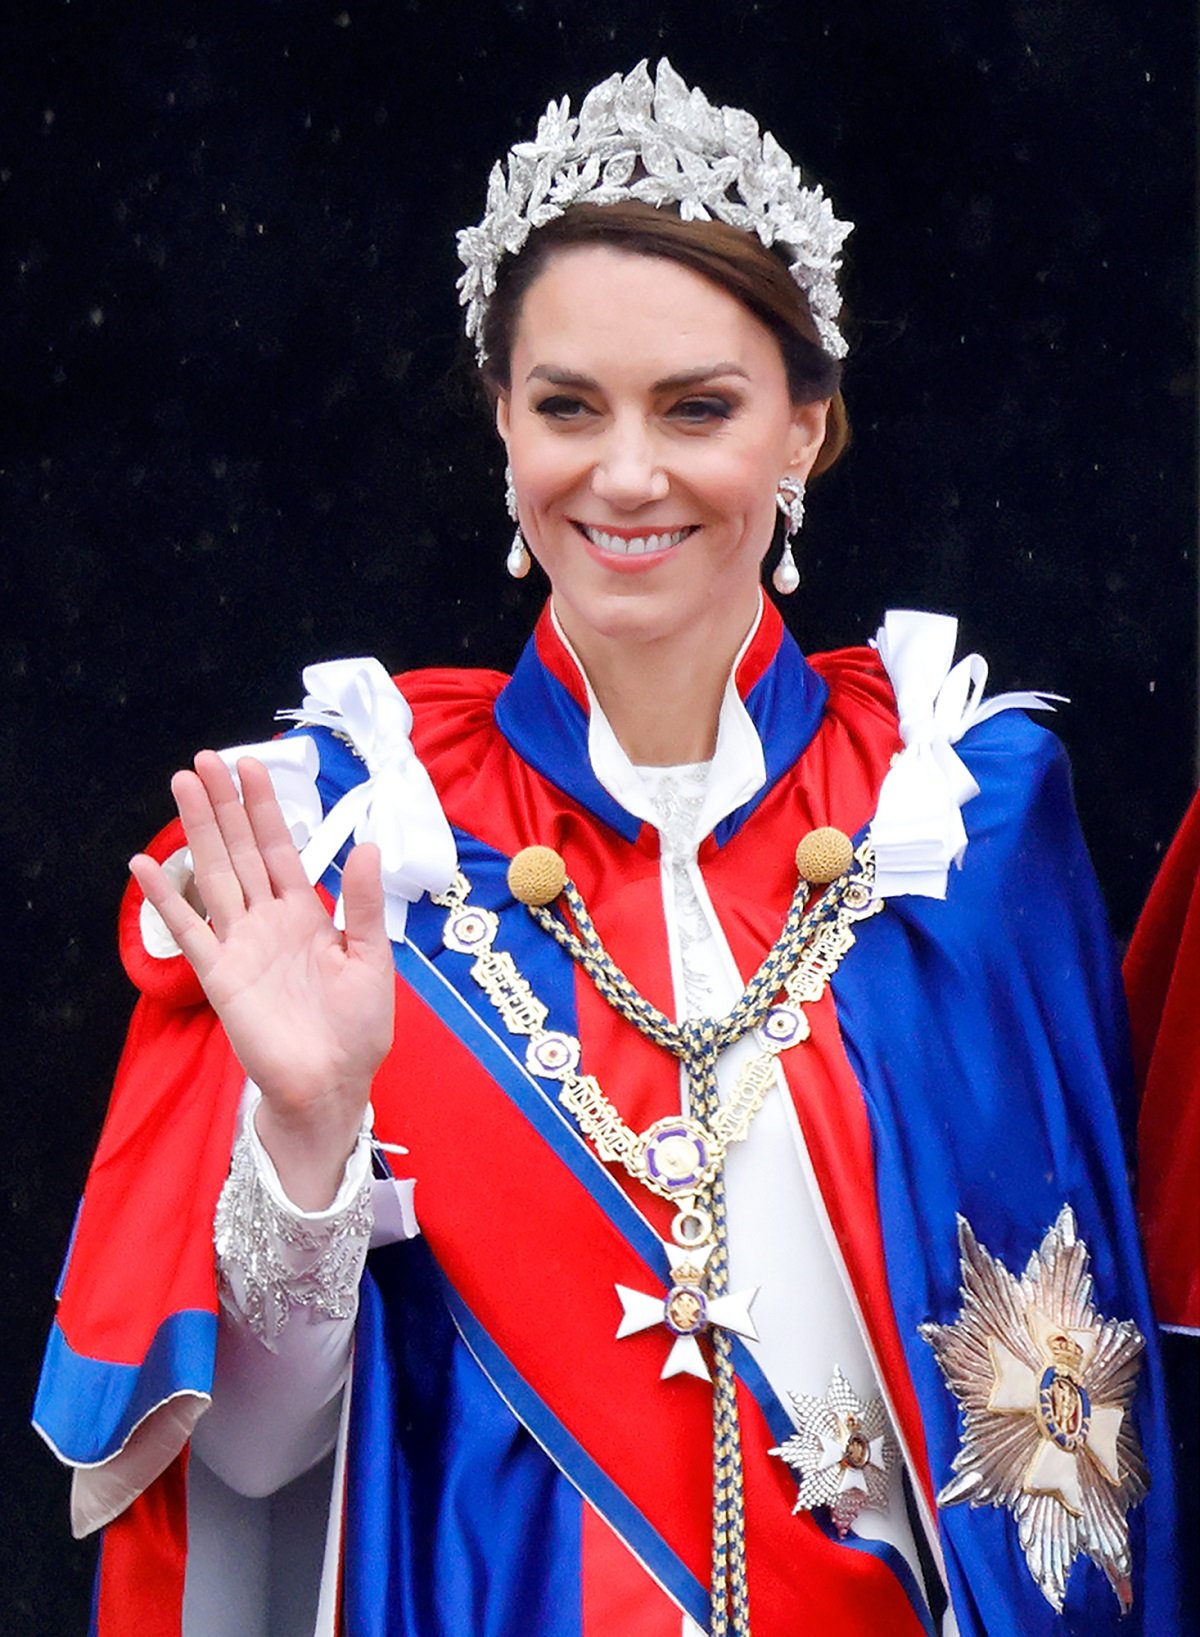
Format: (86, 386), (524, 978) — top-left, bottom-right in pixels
(456, 58), (853, 367)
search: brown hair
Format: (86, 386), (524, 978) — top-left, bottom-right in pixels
(478, 201), (850, 476)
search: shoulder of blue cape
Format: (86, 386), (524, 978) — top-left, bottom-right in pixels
(833, 708), (1190, 1632)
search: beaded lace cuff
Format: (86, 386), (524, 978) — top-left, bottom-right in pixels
(213, 1104), (374, 1351)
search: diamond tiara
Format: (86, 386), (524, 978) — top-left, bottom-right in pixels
(456, 58), (853, 367)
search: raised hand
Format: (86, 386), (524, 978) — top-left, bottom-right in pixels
(130, 751), (395, 1206)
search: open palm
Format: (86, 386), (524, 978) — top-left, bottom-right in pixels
(130, 752), (395, 1187)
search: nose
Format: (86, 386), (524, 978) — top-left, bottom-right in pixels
(589, 418), (669, 509)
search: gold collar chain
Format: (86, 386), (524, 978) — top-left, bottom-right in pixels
(435, 835), (880, 1248)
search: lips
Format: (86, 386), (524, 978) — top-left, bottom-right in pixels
(576, 523), (695, 556)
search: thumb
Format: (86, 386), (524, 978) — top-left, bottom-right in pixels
(340, 843), (390, 958)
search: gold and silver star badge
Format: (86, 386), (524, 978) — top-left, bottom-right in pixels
(769, 1367), (895, 1536)
(920, 1206), (1148, 1613)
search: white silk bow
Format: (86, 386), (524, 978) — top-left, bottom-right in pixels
(223, 657), (457, 941)
(217, 736), (325, 848)
(279, 657), (458, 940)
(868, 610), (1063, 900)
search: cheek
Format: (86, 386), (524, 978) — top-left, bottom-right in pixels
(509, 428), (583, 505)
(695, 446), (780, 522)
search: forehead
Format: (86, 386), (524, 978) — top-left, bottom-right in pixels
(510, 245), (783, 378)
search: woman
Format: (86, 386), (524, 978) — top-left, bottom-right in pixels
(35, 60), (1184, 1637)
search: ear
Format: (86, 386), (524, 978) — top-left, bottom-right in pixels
(785, 398), (830, 482)
(495, 393), (511, 444)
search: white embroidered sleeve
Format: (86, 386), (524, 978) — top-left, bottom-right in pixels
(195, 1094), (417, 1499)
(213, 1095), (376, 1351)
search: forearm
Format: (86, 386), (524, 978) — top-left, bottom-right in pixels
(193, 1091), (415, 1497)
(253, 1081), (372, 1213)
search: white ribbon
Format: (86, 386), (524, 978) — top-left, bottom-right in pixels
(276, 657), (458, 941)
(218, 736), (324, 849)
(215, 658), (455, 942)
(868, 610), (1064, 900)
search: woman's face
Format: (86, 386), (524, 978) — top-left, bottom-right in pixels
(496, 246), (828, 658)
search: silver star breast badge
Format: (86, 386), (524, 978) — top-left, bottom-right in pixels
(615, 1241), (759, 1381)
(769, 1366), (895, 1536)
(920, 1205), (1148, 1613)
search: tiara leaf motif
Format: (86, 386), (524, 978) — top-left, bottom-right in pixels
(456, 59), (853, 365)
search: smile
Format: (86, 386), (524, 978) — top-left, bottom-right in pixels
(576, 523), (696, 556)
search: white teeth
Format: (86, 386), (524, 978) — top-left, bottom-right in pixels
(582, 525), (690, 555)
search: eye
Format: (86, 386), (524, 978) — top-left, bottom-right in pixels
(533, 394), (595, 421)
(669, 395), (734, 424)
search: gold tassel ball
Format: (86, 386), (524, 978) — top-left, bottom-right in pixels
(507, 845), (568, 906)
(795, 827), (854, 885)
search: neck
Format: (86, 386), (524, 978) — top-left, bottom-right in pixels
(554, 594), (760, 766)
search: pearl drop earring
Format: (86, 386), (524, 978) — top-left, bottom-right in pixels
(505, 462), (531, 579)
(772, 475), (805, 595)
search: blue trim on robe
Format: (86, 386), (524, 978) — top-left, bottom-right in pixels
(493, 640), (641, 841)
(492, 617), (830, 849)
(34, 1310), (215, 1466)
(345, 1238), (584, 1637)
(714, 634), (828, 846)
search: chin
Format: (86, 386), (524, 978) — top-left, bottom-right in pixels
(552, 582), (672, 645)
(565, 580), (751, 655)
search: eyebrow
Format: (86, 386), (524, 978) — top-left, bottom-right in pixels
(526, 362), (750, 391)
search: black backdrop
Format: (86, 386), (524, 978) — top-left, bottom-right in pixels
(4, 2), (1194, 1627)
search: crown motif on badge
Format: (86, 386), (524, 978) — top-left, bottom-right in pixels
(920, 1206), (1148, 1614)
(456, 58), (853, 365)
(1046, 1331), (1085, 1373)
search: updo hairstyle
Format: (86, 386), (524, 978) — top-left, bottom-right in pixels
(478, 201), (850, 477)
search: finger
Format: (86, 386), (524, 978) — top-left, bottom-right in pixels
(193, 751), (275, 912)
(340, 843), (391, 962)
(170, 764), (249, 938)
(129, 852), (219, 978)
(238, 757), (314, 897)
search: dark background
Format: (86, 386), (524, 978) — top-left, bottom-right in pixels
(3, 1), (1194, 1627)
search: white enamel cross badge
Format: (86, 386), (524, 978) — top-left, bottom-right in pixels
(615, 1241), (759, 1381)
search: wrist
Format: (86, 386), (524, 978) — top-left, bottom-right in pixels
(252, 1086), (370, 1212)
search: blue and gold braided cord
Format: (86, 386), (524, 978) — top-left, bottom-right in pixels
(528, 873), (837, 1058)
(526, 867), (871, 1632)
(683, 1021), (750, 1636)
